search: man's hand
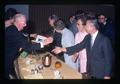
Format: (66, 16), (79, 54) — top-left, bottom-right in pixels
(42, 37), (53, 46)
(71, 53), (78, 62)
(52, 47), (66, 54)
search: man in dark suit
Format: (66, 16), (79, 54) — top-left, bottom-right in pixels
(47, 15), (64, 61)
(52, 12), (114, 79)
(48, 14), (62, 47)
(5, 14), (53, 79)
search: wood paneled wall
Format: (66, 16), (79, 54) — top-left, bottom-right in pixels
(29, 5), (114, 34)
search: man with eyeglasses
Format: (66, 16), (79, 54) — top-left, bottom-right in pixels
(97, 14), (115, 46)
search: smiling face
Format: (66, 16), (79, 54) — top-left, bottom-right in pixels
(17, 16), (26, 31)
(14, 14), (27, 31)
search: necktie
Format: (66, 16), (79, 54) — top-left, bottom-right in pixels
(91, 36), (93, 48)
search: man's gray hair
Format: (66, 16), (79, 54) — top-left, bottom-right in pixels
(54, 20), (65, 30)
(90, 19), (99, 29)
(13, 14), (26, 22)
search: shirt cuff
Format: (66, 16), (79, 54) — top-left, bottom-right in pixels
(40, 42), (44, 48)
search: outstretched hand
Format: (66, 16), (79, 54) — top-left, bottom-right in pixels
(52, 47), (63, 54)
(43, 37), (53, 46)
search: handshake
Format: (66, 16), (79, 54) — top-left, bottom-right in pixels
(33, 34), (66, 53)
(34, 35), (53, 46)
(42, 36), (53, 46)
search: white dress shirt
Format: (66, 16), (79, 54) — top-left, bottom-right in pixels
(91, 30), (98, 47)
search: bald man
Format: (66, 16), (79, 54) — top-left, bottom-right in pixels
(5, 14), (53, 79)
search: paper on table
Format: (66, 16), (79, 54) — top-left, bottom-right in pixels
(35, 35), (47, 43)
(54, 70), (62, 79)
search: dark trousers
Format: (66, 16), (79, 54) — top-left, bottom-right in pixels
(81, 73), (97, 79)
(5, 58), (17, 79)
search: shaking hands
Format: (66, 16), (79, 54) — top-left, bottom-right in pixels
(42, 37), (53, 46)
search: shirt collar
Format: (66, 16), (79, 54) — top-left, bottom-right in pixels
(91, 30), (98, 40)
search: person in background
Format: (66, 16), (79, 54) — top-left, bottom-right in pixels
(5, 14), (53, 79)
(48, 14), (62, 47)
(53, 20), (77, 70)
(67, 15), (78, 37)
(72, 14), (88, 79)
(97, 14), (115, 46)
(52, 12), (114, 79)
(47, 14), (64, 61)
(5, 8), (19, 28)
(68, 10), (84, 37)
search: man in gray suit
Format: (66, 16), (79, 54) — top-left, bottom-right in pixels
(52, 12), (114, 79)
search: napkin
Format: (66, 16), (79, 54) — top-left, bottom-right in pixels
(24, 73), (43, 79)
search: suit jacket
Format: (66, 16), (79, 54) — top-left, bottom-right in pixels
(5, 25), (42, 78)
(98, 21), (115, 42)
(45, 28), (62, 47)
(66, 32), (114, 78)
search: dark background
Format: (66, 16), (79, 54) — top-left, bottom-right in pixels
(5, 5), (115, 34)
(29, 5), (115, 34)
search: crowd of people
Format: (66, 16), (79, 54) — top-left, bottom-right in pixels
(5, 8), (115, 79)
